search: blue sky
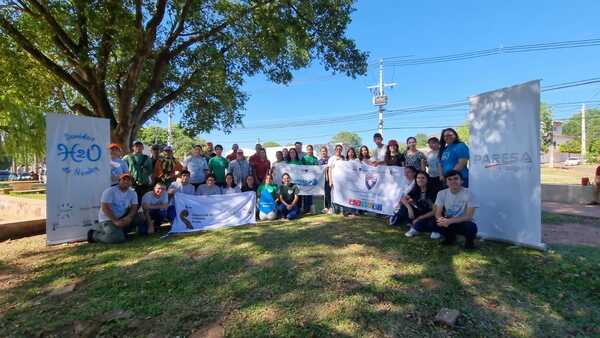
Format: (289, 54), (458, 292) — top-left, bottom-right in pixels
(155, 0), (600, 149)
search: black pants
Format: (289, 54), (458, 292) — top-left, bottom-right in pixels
(323, 180), (332, 209)
(133, 184), (151, 206)
(414, 217), (477, 241)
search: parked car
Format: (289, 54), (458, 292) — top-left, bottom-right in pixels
(8, 173), (33, 181)
(0, 170), (10, 181)
(564, 157), (581, 166)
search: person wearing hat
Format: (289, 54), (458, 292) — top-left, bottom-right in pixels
(384, 139), (405, 166)
(154, 145), (183, 187)
(109, 143), (129, 186)
(372, 132), (386, 165)
(88, 173), (145, 244)
(226, 144), (239, 162)
(123, 140), (154, 204)
(228, 148), (251, 186)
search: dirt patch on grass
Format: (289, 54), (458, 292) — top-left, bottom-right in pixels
(543, 223), (600, 247)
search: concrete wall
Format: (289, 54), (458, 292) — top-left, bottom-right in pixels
(541, 184), (593, 204)
(0, 195), (46, 220)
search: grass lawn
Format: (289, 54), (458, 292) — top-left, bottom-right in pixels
(541, 164), (597, 185)
(1, 215), (599, 337)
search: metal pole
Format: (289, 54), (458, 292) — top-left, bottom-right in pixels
(581, 103), (586, 161)
(167, 103), (173, 146)
(378, 59), (384, 135)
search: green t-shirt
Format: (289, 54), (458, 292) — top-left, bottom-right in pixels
(124, 153), (153, 186)
(257, 183), (278, 200)
(208, 156), (229, 183)
(301, 155), (318, 165)
(278, 183), (299, 204)
(287, 159), (302, 165)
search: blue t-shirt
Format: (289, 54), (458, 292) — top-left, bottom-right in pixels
(440, 143), (469, 183)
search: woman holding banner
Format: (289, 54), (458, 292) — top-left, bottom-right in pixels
(287, 149), (302, 165)
(342, 148), (360, 217)
(359, 145), (375, 166)
(439, 128), (470, 187)
(384, 140), (405, 166)
(403, 171), (441, 239)
(257, 174), (279, 220)
(388, 166), (418, 227)
(404, 137), (426, 171)
(196, 175), (222, 195)
(242, 175), (258, 192)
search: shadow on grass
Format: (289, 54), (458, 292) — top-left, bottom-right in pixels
(1, 215), (599, 337)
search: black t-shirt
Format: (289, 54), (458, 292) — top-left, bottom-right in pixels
(408, 188), (437, 216)
(385, 153), (405, 166)
(279, 183), (299, 204)
(241, 185), (257, 192)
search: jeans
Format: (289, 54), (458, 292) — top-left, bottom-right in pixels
(413, 217), (477, 241)
(302, 195), (313, 213)
(133, 184), (151, 206)
(323, 181), (331, 209)
(389, 205), (410, 226)
(277, 203), (300, 220)
(144, 209), (167, 233)
(93, 213), (146, 244)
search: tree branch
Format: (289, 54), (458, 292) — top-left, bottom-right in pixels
(26, 0), (79, 54)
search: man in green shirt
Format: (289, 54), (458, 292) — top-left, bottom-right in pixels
(208, 144), (229, 186)
(277, 173), (300, 220)
(123, 140), (154, 204)
(300, 144), (319, 213)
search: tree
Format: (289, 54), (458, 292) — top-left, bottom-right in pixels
(137, 125), (205, 159)
(540, 103), (553, 153)
(414, 133), (428, 148)
(561, 108), (600, 160)
(0, 1), (368, 146)
(559, 139), (581, 155)
(331, 131), (361, 149)
(262, 141), (280, 148)
(456, 122), (469, 144)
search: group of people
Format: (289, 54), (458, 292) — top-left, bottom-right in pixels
(89, 127), (478, 250)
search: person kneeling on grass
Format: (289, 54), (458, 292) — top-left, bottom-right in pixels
(257, 174), (279, 220)
(403, 171), (441, 239)
(388, 166), (417, 226)
(88, 173), (145, 244)
(277, 173), (300, 220)
(412, 170), (478, 249)
(141, 183), (169, 234)
(166, 170), (196, 222)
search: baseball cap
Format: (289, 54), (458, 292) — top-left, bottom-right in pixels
(164, 145), (173, 152)
(151, 144), (160, 150)
(373, 132), (383, 139)
(107, 143), (121, 150)
(388, 139), (399, 147)
(133, 140), (144, 146)
(119, 173), (132, 180)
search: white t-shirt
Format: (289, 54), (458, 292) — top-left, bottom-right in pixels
(141, 190), (168, 209)
(183, 155), (209, 184)
(435, 187), (479, 218)
(168, 181), (195, 206)
(222, 186), (241, 194)
(98, 186), (138, 222)
(372, 144), (386, 162)
(401, 179), (415, 197)
(327, 155), (343, 169)
(196, 184), (222, 196)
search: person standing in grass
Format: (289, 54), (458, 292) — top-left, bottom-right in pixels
(425, 137), (443, 191)
(183, 144), (209, 189)
(371, 132), (386, 165)
(588, 155), (600, 205)
(359, 145), (376, 166)
(226, 144), (239, 162)
(402, 171), (441, 240)
(404, 137), (426, 171)
(294, 141), (305, 159)
(282, 148), (290, 161)
(196, 175), (222, 195)
(287, 148), (302, 165)
(319, 146), (332, 214)
(88, 173), (145, 244)
(204, 142), (216, 159)
(327, 144), (345, 214)
(141, 183), (169, 234)
(251, 148), (271, 183)
(301, 144), (319, 214)
(439, 128), (470, 187)
(123, 140), (154, 205)
(228, 149), (251, 187)
(277, 173), (300, 220)
(414, 170), (478, 250)
(208, 144), (229, 186)
(109, 143), (129, 186)
(384, 139), (405, 167)
(257, 174), (279, 220)
(342, 147), (360, 217)
(154, 145), (183, 187)
(222, 173), (241, 194)
(166, 170), (196, 222)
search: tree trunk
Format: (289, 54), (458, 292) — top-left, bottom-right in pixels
(110, 123), (135, 153)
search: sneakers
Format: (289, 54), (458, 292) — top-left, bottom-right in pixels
(430, 232), (441, 240)
(327, 208), (334, 215)
(87, 230), (95, 243)
(404, 228), (418, 237)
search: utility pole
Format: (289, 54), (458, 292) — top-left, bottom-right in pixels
(368, 59), (396, 135)
(167, 103), (174, 146)
(581, 104), (586, 161)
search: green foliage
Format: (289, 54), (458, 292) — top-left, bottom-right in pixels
(559, 139), (581, 154)
(262, 141), (281, 148)
(561, 108), (600, 160)
(331, 131), (362, 149)
(589, 139), (600, 162)
(456, 122), (470, 144)
(540, 103), (554, 153)
(137, 125), (205, 159)
(414, 133), (428, 148)
(0, 1), (368, 144)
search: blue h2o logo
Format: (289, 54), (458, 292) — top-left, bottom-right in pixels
(57, 143), (102, 163)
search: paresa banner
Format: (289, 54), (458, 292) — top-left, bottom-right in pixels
(469, 80), (544, 249)
(171, 192), (256, 233)
(331, 161), (409, 215)
(46, 113), (110, 245)
(272, 163), (326, 195)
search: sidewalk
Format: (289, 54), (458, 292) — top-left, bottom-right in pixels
(542, 201), (600, 218)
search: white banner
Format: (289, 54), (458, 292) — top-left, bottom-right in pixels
(170, 192), (256, 233)
(469, 80), (544, 249)
(272, 163), (325, 195)
(332, 161), (409, 215)
(46, 113), (110, 245)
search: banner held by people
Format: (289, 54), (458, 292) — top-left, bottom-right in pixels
(171, 192), (256, 233)
(332, 161), (409, 215)
(272, 163), (326, 195)
(469, 80), (544, 249)
(46, 113), (110, 245)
